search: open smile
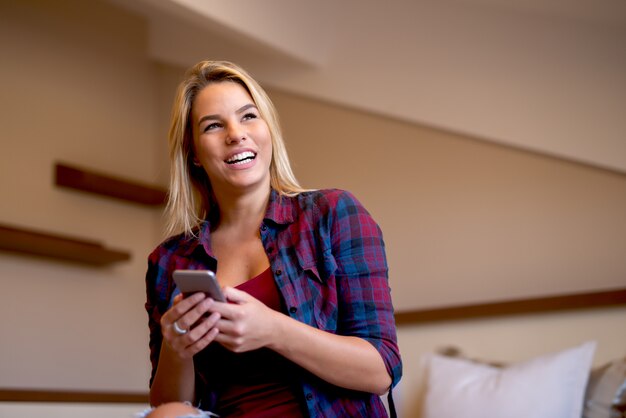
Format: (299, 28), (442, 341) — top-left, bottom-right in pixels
(225, 151), (256, 165)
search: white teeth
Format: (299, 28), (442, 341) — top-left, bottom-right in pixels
(226, 151), (255, 164)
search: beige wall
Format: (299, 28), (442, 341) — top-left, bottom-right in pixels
(1, 1), (624, 417)
(271, 90), (626, 311)
(0, 0), (165, 391)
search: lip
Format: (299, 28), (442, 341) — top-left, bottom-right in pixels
(224, 148), (257, 163)
(223, 148), (258, 170)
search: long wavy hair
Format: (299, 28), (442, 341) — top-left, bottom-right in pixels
(165, 60), (306, 237)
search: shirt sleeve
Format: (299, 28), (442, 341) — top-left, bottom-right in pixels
(329, 190), (403, 388)
(145, 249), (169, 387)
(144, 239), (218, 408)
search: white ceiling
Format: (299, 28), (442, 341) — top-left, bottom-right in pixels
(109, 0), (626, 173)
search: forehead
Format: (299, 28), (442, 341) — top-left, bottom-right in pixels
(191, 81), (254, 117)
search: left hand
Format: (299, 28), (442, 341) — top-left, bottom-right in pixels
(210, 286), (280, 353)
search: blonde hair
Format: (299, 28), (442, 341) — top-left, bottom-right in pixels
(165, 60), (306, 237)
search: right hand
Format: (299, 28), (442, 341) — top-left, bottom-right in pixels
(160, 292), (221, 359)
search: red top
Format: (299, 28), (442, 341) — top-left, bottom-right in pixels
(195, 268), (304, 417)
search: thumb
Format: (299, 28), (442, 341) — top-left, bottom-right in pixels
(223, 286), (253, 304)
(172, 293), (184, 305)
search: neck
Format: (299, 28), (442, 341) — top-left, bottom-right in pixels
(212, 185), (271, 231)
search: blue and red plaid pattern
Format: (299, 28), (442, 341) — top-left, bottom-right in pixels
(145, 188), (402, 417)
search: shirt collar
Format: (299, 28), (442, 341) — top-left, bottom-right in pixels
(263, 188), (296, 226)
(176, 221), (211, 259)
(181, 188), (295, 257)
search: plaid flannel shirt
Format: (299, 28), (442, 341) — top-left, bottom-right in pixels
(145, 188), (402, 417)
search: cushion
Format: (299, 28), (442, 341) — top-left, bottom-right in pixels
(420, 341), (596, 418)
(584, 357), (626, 418)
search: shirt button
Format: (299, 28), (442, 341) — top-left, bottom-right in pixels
(275, 269), (282, 276)
(289, 307), (297, 314)
(305, 393), (313, 401)
(260, 225), (267, 232)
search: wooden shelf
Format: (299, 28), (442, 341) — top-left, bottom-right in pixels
(0, 388), (148, 403)
(0, 224), (130, 266)
(394, 287), (626, 325)
(55, 162), (167, 206)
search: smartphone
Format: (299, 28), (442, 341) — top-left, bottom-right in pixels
(172, 269), (225, 302)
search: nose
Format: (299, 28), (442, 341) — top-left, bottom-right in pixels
(226, 123), (246, 144)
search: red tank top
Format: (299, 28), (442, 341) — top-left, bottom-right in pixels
(195, 268), (305, 417)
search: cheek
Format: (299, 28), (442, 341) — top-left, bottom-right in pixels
(261, 136), (273, 162)
(194, 139), (220, 160)
(257, 125), (272, 152)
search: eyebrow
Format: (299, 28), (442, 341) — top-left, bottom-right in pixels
(197, 103), (258, 126)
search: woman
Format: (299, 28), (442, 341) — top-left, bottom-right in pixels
(145, 60), (402, 417)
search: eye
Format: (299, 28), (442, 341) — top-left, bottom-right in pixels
(242, 112), (258, 121)
(203, 122), (222, 132)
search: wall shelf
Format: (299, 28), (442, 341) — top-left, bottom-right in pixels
(394, 287), (626, 324)
(0, 224), (130, 266)
(0, 388), (148, 403)
(55, 162), (167, 206)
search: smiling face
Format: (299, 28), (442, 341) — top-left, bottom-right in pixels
(191, 81), (272, 199)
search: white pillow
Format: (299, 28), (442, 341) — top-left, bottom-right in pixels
(421, 341), (596, 418)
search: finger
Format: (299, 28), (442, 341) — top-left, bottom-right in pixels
(179, 312), (221, 355)
(223, 286), (252, 303)
(162, 292), (206, 325)
(207, 300), (246, 323)
(213, 332), (244, 353)
(213, 317), (237, 335)
(187, 311), (221, 338)
(168, 311), (220, 353)
(175, 292), (209, 313)
(175, 297), (216, 331)
(184, 327), (220, 356)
